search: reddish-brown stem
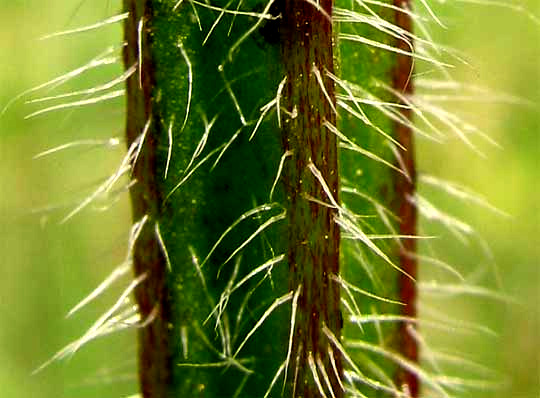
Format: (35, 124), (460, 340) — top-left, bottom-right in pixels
(393, 1), (419, 396)
(281, 1), (343, 396)
(123, 1), (173, 397)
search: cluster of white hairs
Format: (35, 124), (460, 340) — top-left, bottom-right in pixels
(10, 0), (535, 397)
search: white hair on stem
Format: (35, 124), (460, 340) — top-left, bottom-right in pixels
(308, 351), (330, 398)
(419, 281), (518, 304)
(227, 0), (245, 36)
(24, 89), (125, 119)
(217, 210), (286, 277)
(303, 0), (331, 21)
(312, 65), (338, 115)
(188, 321), (254, 374)
(226, 0), (277, 62)
(219, 64), (247, 125)
(165, 143), (226, 200)
(410, 194), (474, 244)
(154, 221), (172, 271)
(327, 71), (409, 147)
(323, 325), (404, 396)
(339, 33), (452, 68)
(292, 343), (302, 397)
(1, 45), (121, 116)
(131, 117), (152, 174)
(33, 273), (149, 375)
(199, 203), (282, 268)
(66, 214), (148, 317)
(177, 40), (193, 131)
(39, 12), (130, 40)
(420, 303), (498, 338)
(26, 63), (136, 105)
(205, 254), (286, 327)
(173, 0), (203, 30)
(59, 158), (131, 223)
(189, 245), (231, 358)
(188, 0), (279, 19)
(332, 273), (404, 306)
(350, 349), (398, 392)
(66, 262), (131, 318)
(317, 353), (337, 398)
(249, 98), (276, 141)
(183, 112), (218, 176)
(269, 150), (293, 201)
(275, 76), (288, 128)
(282, 285), (302, 394)
(406, 251), (465, 281)
(376, 78), (440, 129)
(406, 323), (445, 377)
(33, 137), (121, 159)
(341, 295), (364, 334)
(212, 125), (247, 170)
(263, 361), (286, 398)
(232, 291), (294, 358)
(164, 116), (175, 179)
(180, 325), (189, 359)
(232, 373), (251, 398)
(420, 174), (510, 217)
(202, 0), (233, 45)
(211, 256), (242, 332)
(328, 345), (345, 392)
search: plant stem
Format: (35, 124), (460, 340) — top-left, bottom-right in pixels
(281, 1), (343, 396)
(393, 1), (419, 395)
(123, 2), (173, 396)
(123, 1), (417, 396)
(336, 0), (418, 395)
(124, 1), (291, 396)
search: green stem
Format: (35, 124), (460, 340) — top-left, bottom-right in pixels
(124, 1), (291, 396)
(336, 0), (418, 395)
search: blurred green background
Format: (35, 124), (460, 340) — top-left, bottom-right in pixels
(0, 1), (537, 397)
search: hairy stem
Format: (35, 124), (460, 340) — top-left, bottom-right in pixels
(281, 1), (343, 396)
(123, 1), (172, 396)
(124, 1), (291, 396)
(393, 1), (419, 396)
(123, 0), (417, 397)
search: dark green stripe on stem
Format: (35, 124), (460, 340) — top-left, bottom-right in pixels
(124, 1), (291, 397)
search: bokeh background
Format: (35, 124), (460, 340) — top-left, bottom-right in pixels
(0, 1), (538, 397)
